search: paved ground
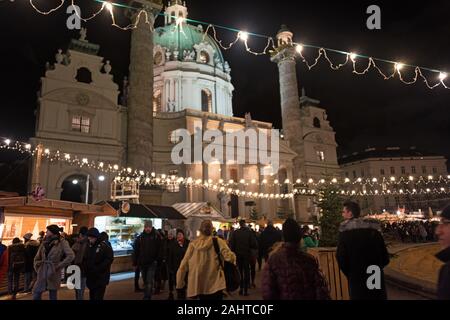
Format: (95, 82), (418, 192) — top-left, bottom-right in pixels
(2, 268), (427, 301)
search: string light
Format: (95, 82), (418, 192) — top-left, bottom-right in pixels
(18, 0), (448, 90)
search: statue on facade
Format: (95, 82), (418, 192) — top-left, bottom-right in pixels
(79, 27), (88, 42)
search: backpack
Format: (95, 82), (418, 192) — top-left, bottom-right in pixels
(212, 237), (240, 293)
(10, 248), (25, 272)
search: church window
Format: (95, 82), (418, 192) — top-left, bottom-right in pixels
(199, 51), (210, 64)
(380, 168), (385, 175)
(153, 90), (162, 113)
(201, 89), (212, 113)
(313, 117), (321, 128)
(316, 150), (325, 162)
(422, 166), (427, 174)
(71, 115), (90, 133)
(154, 51), (163, 65)
(75, 67), (92, 84)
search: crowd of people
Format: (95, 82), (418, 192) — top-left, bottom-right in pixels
(0, 201), (449, 300)
(380, 220), (439, 243)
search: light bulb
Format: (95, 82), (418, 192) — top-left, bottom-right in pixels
(350, 52), (357, 62)
(395, 63), (404, 71)
(4, 139), (11, 145)
(105, 2), (113, 13)
(239, 31), (248, 41)
(296, 44), (303, 54)
(439, 72), (447, 81)
(25, 144), (31, 150)
(72, 179), (79, 185)
(98, 176), (105, 182)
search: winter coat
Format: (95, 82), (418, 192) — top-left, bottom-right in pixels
(33, 236), (75, 292)
(0, 244), (8, 282)
(302, 236), (319, 250)
(85, 240), (114, 289)
(336, 218), (390, 300)
(8, 243), (26, 273)
(24, 240), (40, 273)
(167, 239), (190, 274)
(72, 237), (89, 276)
(176, 235), (236, 298)
(436, 247), (450, 300)
(262, 242), (331, 300)
(229, 226), (258, 259)
(260, 225), (282, 258)
(133, 229), (162, 268)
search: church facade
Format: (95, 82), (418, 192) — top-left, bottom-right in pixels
(30, 0), (340, 222)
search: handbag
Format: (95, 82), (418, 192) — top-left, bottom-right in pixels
(212, 237), (240, 293)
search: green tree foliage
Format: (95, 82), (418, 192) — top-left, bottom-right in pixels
(317, 183), (343, 247)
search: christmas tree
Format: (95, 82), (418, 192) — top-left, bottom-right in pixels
(317, 183), (344, 247)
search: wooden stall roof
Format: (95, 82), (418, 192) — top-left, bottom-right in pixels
(0, 197), (115, 217)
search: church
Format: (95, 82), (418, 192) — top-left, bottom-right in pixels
(29, 0), (340, 223)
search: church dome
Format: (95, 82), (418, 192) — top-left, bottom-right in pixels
(154, 23), (226, 65)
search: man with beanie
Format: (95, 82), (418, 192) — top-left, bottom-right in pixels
(23, 233), (39, 293)
(72, 226), (89, 300)
(261, 218), (330, 300)
(336, 201), (390, 300)
(436, 205), (450, 299)
(33, 225), (74, 300)
(85, 228), (114, 300)
(133, 220), (162, 300)
(229, 219), (257, 296)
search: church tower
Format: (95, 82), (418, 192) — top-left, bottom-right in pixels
(271, 25), (305, 179)
(126, 0), (163, 171)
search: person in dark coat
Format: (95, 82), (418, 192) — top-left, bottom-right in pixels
(85, 228), (114, 301)
(23, 233), (40, 293)
(336, 201), (390, 300)
(262, 218), (330, 300)
(71, 226), (89, 300)
(167, 229), (190, 300)
(435, 205), (450, 300)
(133, 220), (162, 300)
(229, 219), (258, 296)
(0, 241), (7, 284)
(7, 238), (26, 299)
(259, 220), (282, 261)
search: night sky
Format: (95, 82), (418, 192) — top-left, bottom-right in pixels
(0, 0), (449, 166)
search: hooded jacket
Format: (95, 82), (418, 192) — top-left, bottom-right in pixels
(176, 235), (236, 298)
(336, 218), (390, 300)
(436, 247), (450, 300)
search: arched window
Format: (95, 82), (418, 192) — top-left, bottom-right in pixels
(199, 51), (210, 64)
(60, 174), (93, 204)
(153, 90), (162, 113)
(171, 11), (176, 23)
(313, 117), (321, 128)
(75, 67), (92, 84)
(201, 89), (212, 113)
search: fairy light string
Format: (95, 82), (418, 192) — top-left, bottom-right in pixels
(16, 0), (448, 90)
(1, 137), (449, 201)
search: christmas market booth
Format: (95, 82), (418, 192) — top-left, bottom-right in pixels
(173, 202), (232, 240)
(95, 201), (186, 273)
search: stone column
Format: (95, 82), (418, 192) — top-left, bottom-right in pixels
(127, 0), (162, 170)
(271, 44), (304, 179)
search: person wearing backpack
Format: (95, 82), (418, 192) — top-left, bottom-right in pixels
(32, 225), (75, 300)
(176, 220), (236, 300)
(7, 238), (26, 299)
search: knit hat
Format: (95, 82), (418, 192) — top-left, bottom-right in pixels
(441, 206), (450, 220)
(144, 220), (153, 228)
(79, 226), (89, 236)
(86, 228), (100, 238)
(23, 233), (33, 240)
(282, 218), (302, 243)
(46, 225), (62, 236)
